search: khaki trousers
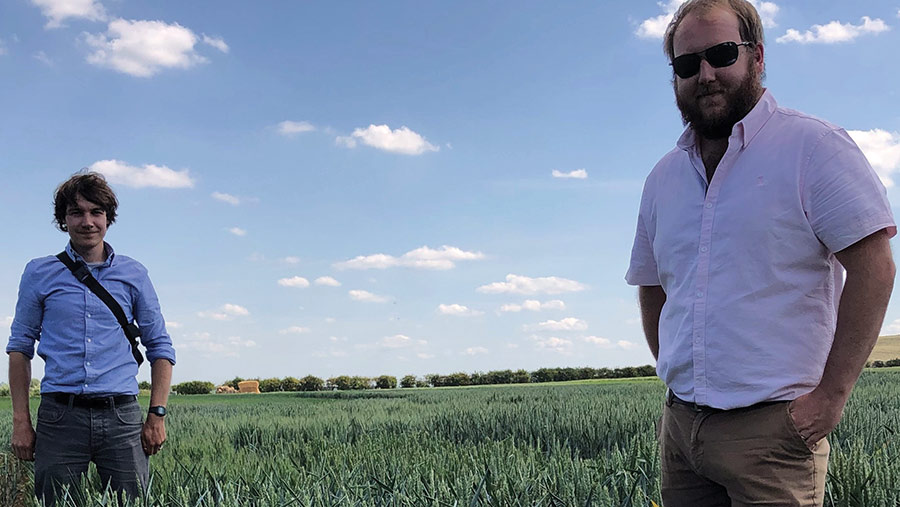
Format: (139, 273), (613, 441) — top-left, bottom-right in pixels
(659, 396), (829, 507)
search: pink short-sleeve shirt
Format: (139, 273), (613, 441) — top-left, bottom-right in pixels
(626, 91), (895, 409)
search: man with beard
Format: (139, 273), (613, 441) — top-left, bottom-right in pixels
(625, 0), (895, 505)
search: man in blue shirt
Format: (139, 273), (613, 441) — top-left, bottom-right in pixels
(7, 171), (176, 505)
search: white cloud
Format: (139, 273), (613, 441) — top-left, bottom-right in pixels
(478, 274), (587, 295)
(848, 129), (900, 188)
(349, 289), (388, 303)
(228, 227), (247, 237)
(417, 352), (436, 359)
(165, 321), (181, 329)
(212, 191), (240, 205)
(552, 169), (588, 179)
(282, 256), (301, 264)
(89, 159), (194, 188)
(279, 326), (310, 335)
(197, 303), (249, 321)
(3, 316), (12, 328)
(464, 346), (489, 356)
(83, 19), (223, 77)
(314, 276), (341, 287)
(584, 335), (612, 347)
(336, 124), (439, 155)
(500, 299), (566, 313)
(325, 317), (337, 324)
(34, 51), (53, 65)
(201, 34), (229, 53)
(618, 340), (638, 350)
(438, 304), (484, 317)
(32, 0), (106, 29)
(533, 336), (573, 354)
(177, 332), (256, 357)
(882, 318), (900, 335)
(277, 120), (315, 136)
(534, 317), (588, 332)
(278, 276), (310, 288)
(336, 245), (484, 271)
(380, 334), (426, 349)
(635, 0), (778, 39)
(777, 16), (889, 44)
(0, 39), (7, 56)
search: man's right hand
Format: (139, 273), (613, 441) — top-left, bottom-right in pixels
(11, 420), (36, 461)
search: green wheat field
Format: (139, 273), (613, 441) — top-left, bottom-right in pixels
(1, 370), (898, 506)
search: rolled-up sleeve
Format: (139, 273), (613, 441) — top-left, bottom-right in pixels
(7, 261), (42, 359)
(133, 268), (176, 366)
(803, 129), (897, 253)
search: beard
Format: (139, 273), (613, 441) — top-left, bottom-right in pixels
(675, 61), (763, 140)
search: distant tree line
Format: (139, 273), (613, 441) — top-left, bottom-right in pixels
(170, 365), (659, 394)
(867, 358), (900, 368)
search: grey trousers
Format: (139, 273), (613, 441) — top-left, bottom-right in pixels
(34, 394), (148, 506)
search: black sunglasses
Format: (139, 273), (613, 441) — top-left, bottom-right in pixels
(671, 41), (753, 79)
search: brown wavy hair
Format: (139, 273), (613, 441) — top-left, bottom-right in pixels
(53, 171), (118, 232)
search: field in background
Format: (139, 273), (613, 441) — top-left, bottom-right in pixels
(870, 334), (900, 362)
(1, 371), (899, 506)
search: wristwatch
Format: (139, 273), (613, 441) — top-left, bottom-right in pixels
(148, 406), (167, 417)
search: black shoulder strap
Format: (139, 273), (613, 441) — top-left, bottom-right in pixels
(56, 251), (144, 366)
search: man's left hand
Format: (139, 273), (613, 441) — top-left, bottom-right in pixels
(788, 389), (845, 450)
(141, 414), (167, 456)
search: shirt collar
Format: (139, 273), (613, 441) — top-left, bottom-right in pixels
(677, 89), (777, 152)
(66, 242), (115, 267)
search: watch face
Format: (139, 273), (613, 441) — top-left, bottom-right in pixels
(149, 406), (167, 417)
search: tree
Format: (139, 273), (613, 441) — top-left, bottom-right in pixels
(259, 377), (282, 393)
(445, 372), (470, 387)
(138, 381), (151, 391)
(511, 369), (530, 383)
(226, 377), (244, 390)
(400, 375), (417, 388)
(349, 376), (371, 390)
(425, 374), (442, 387)
(173, 381), (215, 395)
(329, 376), (351, 390)
(300, 375), (324, 391)
(281, 377), (301, 392)
(375, 375), (397, 389)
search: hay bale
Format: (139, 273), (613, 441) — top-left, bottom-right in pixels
(216, 385), (237, 394)
(238, 380), (260, 394)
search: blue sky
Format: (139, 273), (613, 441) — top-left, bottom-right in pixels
(2, 1), (900, 385)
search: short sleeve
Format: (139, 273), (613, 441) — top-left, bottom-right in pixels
(626, 179), (661, 286)
(803, 129), (896, 253)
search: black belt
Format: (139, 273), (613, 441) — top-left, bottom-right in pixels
(665, 389), (782, 413)
(46, 393), (136, 409)
(666, 389), (722, 412)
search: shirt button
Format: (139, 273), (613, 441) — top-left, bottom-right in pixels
(87, 313), (91, 318)
(86, 362), (91, 366)
(700, 246), (708, 253)
(84, 384), (89, 388)
(705, 202), (713, 209)
(696, 291), (704, 298)
(87, 338), (92, 343)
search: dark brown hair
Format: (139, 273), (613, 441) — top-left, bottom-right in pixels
(663, 0), (765, 61)
(53, 171), (118, 232)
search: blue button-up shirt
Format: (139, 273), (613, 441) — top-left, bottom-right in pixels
(7, 243), (176, 395)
